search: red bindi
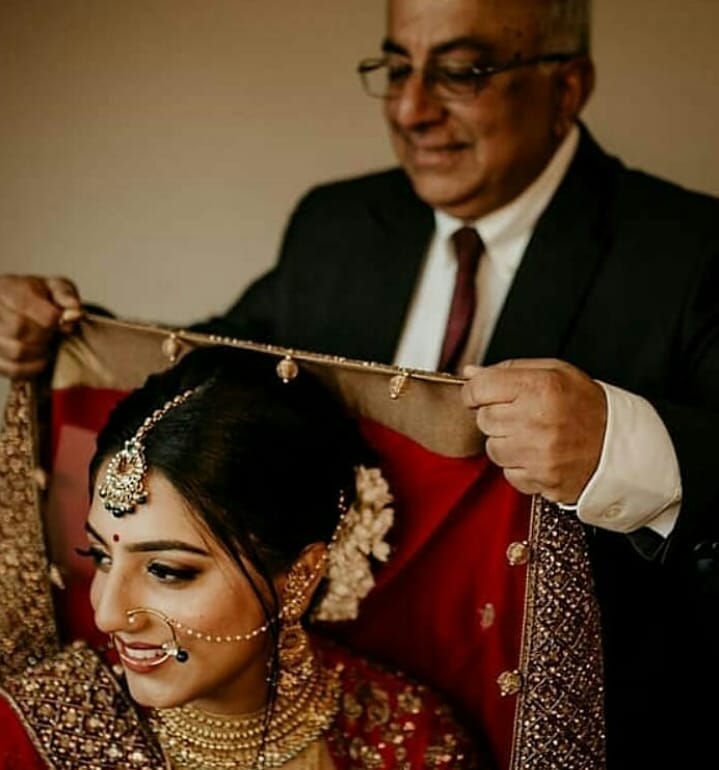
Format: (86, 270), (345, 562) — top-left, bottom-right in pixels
(112, 534), (120, 542)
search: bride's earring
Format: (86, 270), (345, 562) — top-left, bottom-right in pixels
(276, 564), (316, 697)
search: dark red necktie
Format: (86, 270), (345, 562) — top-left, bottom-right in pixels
(438, 226), (483, 372)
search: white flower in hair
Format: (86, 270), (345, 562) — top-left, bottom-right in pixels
(313, 465), (394, 622)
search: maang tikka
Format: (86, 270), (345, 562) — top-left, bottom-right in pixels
(99, 387), (198, 516)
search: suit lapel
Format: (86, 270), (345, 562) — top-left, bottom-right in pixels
(484, 129), (620, 365)
(345, 172), (434, 363)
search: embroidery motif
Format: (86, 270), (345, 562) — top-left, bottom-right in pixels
(511, 497), (605, 769)
(0, 382), (60, 677)
(326, 657), (477, 769)
(1, 643), (167, 769)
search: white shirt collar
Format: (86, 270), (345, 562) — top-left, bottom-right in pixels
(392, 124), (581, 371)
(434, 124), (580, 271)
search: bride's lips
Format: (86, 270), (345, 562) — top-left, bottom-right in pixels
(115, 636), (171, 673)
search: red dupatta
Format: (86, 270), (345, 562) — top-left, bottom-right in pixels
(0, 315), (605, 770)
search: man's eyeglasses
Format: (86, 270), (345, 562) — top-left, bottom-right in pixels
(357, 53), (579, 101)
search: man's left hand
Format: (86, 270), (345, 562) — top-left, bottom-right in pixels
(461, 358), (607, 503)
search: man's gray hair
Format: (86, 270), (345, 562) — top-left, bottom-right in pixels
(542, 0), (591, 55)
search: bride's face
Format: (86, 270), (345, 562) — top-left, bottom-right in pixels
(85, 467), (275, 714)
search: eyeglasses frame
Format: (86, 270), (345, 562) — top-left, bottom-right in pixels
(357, 52), (582, 101)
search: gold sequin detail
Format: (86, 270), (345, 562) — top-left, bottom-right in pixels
(328, 666), (476, 769)
(510, 496), (605, 770)
(506, 540), (530, 566)
(0, 381), (60, 677)
(479, 603), (495, 630)
(497, 669), (523, 697)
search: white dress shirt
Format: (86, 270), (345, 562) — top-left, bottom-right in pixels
(393, 125), (681, 537)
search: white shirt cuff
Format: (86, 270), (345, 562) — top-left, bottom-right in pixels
(574, 382), (682, 536)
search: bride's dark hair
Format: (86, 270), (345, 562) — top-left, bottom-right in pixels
(89, 344), (373, 740)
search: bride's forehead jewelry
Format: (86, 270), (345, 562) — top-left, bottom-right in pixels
(99, 387), (198, 517)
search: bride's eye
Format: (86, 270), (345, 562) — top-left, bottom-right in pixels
(75, 545), (111, 571)
(147, 561), (200, 583)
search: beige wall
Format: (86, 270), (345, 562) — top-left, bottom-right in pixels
(584, 0), (719, 193)
(0, 0), (717, 344)
(0, 0), (390, 326)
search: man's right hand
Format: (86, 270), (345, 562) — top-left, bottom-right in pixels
(0, 275), (82, 378)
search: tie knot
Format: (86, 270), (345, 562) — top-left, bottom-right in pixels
(451, 227), (483, 271)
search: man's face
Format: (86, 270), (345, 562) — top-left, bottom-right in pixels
(383, 0), (588, 219)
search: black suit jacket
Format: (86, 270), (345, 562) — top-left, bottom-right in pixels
(205, 128), (719, 768)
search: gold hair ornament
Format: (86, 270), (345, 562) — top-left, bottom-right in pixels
(99, 388), (198, 516)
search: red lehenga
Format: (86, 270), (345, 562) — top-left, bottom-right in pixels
(0, 316), (606, 770)
(0, 641), (481, 769)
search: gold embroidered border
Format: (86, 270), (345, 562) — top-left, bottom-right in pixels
(0, 381), (60, 677)
(511, 497), (606, 770)
(1, 642), (168, 769)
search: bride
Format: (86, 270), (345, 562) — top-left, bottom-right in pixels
(0, 344), (487, 769)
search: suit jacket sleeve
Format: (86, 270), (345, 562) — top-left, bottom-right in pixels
(650, 237), (719, 579)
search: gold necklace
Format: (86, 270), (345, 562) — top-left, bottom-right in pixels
(151, 663), (341, 770)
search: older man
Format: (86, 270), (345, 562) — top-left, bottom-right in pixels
(1, 1), (717, 767)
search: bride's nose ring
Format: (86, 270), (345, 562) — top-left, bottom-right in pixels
(126, 607), (189, 663)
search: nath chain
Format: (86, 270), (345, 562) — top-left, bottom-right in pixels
(163, 491), (348, 645)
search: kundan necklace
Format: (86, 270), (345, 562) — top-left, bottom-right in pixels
(150, 663), (341, 770)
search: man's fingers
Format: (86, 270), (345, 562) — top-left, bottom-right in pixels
(59, 307), (84, 324)
(475, 402), (516, 436)
(461, 365), (527, 407)
(0, 356), (49, 380)
(502, 468), (542, 496)
(0, 276), (60, 329)
(484, 435), (515, 467)
(45, 277), (81, 310)
(0, 335), (50, 364)
(46, 278), (83, 331)
(495, 357), (568, 371)
(462, 359), (567, 408)
(484, 434), (539, 469)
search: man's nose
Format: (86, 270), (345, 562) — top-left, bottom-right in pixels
(389, 70), (446, 129)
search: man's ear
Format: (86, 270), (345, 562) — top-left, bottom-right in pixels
(553, 56), (596, 139)
(277, 542), (327, 617)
